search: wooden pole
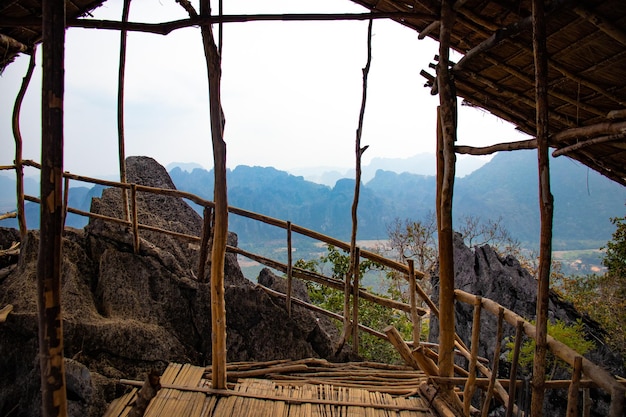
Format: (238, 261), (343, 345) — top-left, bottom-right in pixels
(505, 320), (525, 417)
(463, 296), (482, 416)
(117, 0), (131, 223)
(12, 45), (37, 240)
(199, 0), (228, 390)
(286, 221), (293, 316)
(566, 356), (583, 417)
(131, 184), (139, 254)
(197, 206), (213, 282)
(408, 260), (421, 346)
(351, 247), (360, 355)
(62, 176), (69, 233)
(481, 307), (504, 417)
(436, 0), (458, 393)
(531, 0), (554, 415)
(38, 0), (68, 415)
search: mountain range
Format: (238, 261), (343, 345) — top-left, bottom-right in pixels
(1, 150), (624, 251)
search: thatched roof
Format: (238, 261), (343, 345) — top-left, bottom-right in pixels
(1, 0), (625, 185)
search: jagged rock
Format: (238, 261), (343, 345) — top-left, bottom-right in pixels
(0, 156), (338, 417)
(429, 233), (624, 416)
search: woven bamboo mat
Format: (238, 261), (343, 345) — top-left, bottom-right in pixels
(104, 360), (434, 417)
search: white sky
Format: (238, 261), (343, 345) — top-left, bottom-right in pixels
(0, 0), (528, 178)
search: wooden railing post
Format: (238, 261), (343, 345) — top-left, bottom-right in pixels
(506, 320), (525, 417)
(131, 184), (139, 254)
(408, 260), (422, 346)
(463, 295), (482, 416)
(566, 356), (583, 417)
(286, 221), (293, 316)
(481, 307), (504, 417)
(351, 247), (360, 355)
(197, 206), (213, 282)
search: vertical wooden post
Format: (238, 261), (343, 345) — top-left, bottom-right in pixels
(198, 0), (228, 390)
(117, 0), (131, 223)
(12, 45), (37, 241)
(351, 247), (360, 355)
(566, 356), (583, 417)
(531, 0), (554, 415)
(38, 0), (68, 416)
(62, 176), (69, 233)
(506, 320), (525, 417)
(463, 296), (482, 416)
(197, 206), (213, 282)
(408, 260), (421, 346)
(131, 184), (139, 254)
(481, 307), (504, 417)
(436, 0), (457, 389)
(286, 221), (293, 316)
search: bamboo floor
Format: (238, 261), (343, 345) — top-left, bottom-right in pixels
(104, 359), (435, 416)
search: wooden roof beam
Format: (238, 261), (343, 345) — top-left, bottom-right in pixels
(443, 2), (625, 109)
(574, 5), (626, 46)
(552, 132), (626, 157)
(0, 32), (29, 53)
(462, 70), (580, 127)
(482, 56), (606, 118)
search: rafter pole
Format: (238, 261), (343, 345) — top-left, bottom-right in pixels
(436, 0), (457, 397)
(38, 0), (68, 416)
(531, 0), (553, 414)
(574, 6), (626, 46)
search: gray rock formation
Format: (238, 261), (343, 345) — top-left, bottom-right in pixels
(429, 233), (624, 416)
(0, 156), (337, 417)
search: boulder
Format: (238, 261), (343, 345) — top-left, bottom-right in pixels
(0, 156), (337, 417)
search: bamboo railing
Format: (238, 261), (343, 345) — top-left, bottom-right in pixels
(2, 163), (625, 416)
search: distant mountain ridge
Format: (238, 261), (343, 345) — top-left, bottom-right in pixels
(1, 151), (624, 250)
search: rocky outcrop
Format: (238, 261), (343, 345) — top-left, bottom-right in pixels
(0, 156), (337, 417)
(429, 233), (624, 416)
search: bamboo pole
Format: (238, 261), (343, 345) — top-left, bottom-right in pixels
(531, 0), (554, 414)
(436, 0), (458, 392)
(12, 45), (36, 240)
(286, 221), (293, 316)
(463, 296), (482, 416)
(38, 0), (68, 415)
(117, 0), (131, 224)
(566, 356), (583, 417)
(505, 320), (524, 417)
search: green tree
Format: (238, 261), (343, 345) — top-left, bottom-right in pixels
(506, 319), (595, 379)
(554, 216), (626, 359)
(297, 245), (416, 363)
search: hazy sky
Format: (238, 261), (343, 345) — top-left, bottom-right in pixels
(0, 0), (528, 178)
